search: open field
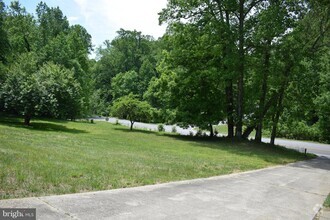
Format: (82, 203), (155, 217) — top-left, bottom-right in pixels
(0, 116), (312, 199)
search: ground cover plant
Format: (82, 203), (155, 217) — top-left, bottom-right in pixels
(0, 116), (313, 199)
(324, 194), (330, 208)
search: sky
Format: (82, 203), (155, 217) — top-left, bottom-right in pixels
(3, 0), (168, 52)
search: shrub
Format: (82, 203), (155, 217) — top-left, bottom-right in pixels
(214, 128), (219, 136)
(171, 126), (177, 133)
(158, 124), (165, 132)
(195, 129), (202, 137)
(277, 121), (321, 142)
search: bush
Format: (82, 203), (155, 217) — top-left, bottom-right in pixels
(115, 119), (119, 125)
(195, 129), (202, 137)
(171, 126), (177, 133)
(277, 121), (321, 142)
(158, 124), (165, 132)
(214, 128), (219, 136)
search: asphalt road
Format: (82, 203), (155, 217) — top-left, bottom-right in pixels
(263, 138), (330, 158)
(95, 117), (330, 158)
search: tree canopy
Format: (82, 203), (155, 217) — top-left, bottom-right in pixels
(0, 0), (329, 143)
(111, 94), (152, 130)
(0, 1), (92, 124)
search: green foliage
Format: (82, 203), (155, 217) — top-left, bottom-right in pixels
(276, 121), (321, 142)
(0, 1), (92, 119)
(158, 124), (165, 132)
(195, 129), (203, 137)
(0, 53), (54, 124)
(90, 89), (108, 116)
(315, 94), (330, 143)
(111, 70), (140, 99)
(111, 94), (152, 130)
(143, 58), (177, 123)
(171, 126), (177, 133)
(0, 0), (9, 63)
(0, 53), (83, 124)
(36, 62), (83, 120)
(324, 194), (330, 208)
(4, 1), (37, 56)
(157, 0), (330, 143)
(36, 2), (69, 47)
(93, 29), (158, 104)
(314, 52), (330, 143)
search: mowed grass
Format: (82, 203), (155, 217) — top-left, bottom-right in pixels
(0, 116), (311, 199)
(215, 124), (271, 137)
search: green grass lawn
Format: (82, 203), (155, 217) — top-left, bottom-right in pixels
(215, 124), (271, 138)
(0, 116), (312, 200)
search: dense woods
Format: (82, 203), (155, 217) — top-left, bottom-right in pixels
(0, 0), (329, 143)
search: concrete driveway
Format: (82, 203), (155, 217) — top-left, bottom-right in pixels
(1, 157), (329, 220)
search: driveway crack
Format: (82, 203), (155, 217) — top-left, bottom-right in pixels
(37, 197), (78, 219)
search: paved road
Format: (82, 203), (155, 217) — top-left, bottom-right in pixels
(263, 138), (330, 158)
(95, 117), (330, 158)
(1, 157), (329, 219)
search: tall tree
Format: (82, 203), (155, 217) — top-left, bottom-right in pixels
(36, 1), (69, 48)
(0, 0), (9, 63)
(159, 0), (267, 138)
(93, 29), (158, 109)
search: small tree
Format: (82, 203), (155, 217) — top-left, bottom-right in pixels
(0, 53), (55, 125)
(111, 94), (152, 130)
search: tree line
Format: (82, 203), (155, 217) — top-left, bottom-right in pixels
(0, 1), (92, 125)
(0, 0), (329, 143)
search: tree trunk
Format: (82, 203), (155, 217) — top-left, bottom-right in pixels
(255, 39), (271, 143)
(226, 80), (234, 138)
(242, 126), (255, 139)
(271, 63), (292, 145)
(209, 124), (214, 137)
(24, 114), (31, 126)
(130, 121), (134, 130)
(224, 11), (234, 139)
(236, 0), (245, 139)
(271, 88), (285, 145)
(242, 92), (278, 139)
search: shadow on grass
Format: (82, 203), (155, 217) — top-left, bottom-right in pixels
(107, 123), (314, 165)
(0, 117), (88, 134)
(170, 134), (314, 163)
(113, 127), (156, 135)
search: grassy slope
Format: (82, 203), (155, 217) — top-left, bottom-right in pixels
(0, 116), (311, 199)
